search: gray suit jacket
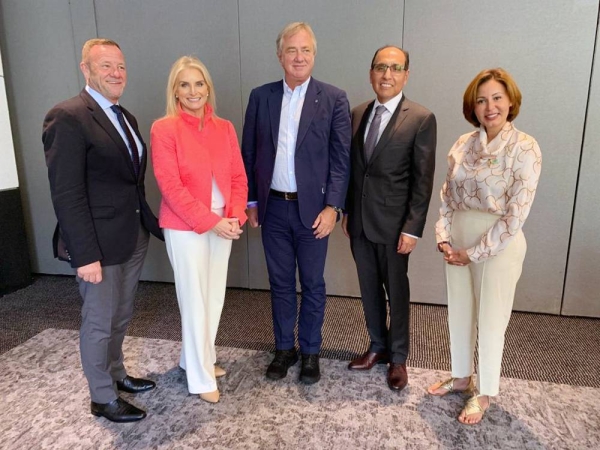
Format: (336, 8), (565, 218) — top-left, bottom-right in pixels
(345, 96), (437, 244)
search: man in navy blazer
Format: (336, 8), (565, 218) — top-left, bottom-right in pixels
(43, 39), (162, 422)
(242, 22), (351, 384)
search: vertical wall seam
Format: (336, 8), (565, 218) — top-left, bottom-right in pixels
(236, 0), (251, 288)
(237, 0), (243, 116)
(68, 0), (99, 91)
(67, 0), (80, 89)
(561, 3), (600, 314)
(92, 0), (99, 36)
(402, 0), (406, 46)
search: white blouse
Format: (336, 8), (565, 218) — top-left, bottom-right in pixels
(435, 122), (542, 262)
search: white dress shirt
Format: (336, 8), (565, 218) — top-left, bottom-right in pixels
(270, 77), (310, 192)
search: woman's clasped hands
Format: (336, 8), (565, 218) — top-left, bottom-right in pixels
(440, 243), (471, 266)
(212, 218), (243, 240)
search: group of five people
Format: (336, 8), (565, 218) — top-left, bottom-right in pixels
(42, 21), (541, 426)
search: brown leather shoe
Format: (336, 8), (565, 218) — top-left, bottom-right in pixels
(387, 363), (408, 391)
(348, 351), (389, 370)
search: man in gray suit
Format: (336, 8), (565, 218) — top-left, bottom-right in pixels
(342, 46), (436, 391)
(43, 38), (162, 422)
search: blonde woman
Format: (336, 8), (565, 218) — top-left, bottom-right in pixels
(151, 56), (248, 403)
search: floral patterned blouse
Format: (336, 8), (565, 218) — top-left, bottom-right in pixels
(435, 121), (542, 262)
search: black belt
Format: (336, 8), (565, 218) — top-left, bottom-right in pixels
(270, 189), (298, 200)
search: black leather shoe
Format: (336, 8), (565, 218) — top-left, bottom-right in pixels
(300, 353), (321, 384)
(116, 376), (156, 393)
(266, 349), (298, 380)
(91, 397), (147, 423)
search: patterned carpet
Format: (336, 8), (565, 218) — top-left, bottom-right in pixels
(1, 275), (600, 387)
(1, 329), (598, 450)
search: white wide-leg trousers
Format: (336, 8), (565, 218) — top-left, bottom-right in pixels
(164, 223), (232, 394)
(445, 210), (526, 396)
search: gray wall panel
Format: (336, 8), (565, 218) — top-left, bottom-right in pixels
(1, 0), (598, 314)
(69, 0), (98, 89)
(0, 0), (94, 274)
(93, 0), (247, 285)
(239, 0), (404, 295)
(403, 0), (597, 312)
(562, 21), (600, 317)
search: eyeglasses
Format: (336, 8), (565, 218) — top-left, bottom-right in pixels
(372, 63), (406, 73)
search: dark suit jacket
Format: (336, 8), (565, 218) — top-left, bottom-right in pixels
(43, 89), (162, 268)
(241, 78), (351, 229)
(345, 96), (436, 244)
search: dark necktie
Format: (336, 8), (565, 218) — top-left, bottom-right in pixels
(110, 104), (140, 175)
(364, 105), (386, 163)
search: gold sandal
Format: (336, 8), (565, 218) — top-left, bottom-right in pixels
(458, 395), (489, 425)
(427, 377), (475, 396)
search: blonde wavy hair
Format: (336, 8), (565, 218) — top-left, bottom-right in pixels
(164, 56), (216, 117)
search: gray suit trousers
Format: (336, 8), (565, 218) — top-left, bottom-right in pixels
(77, 224), (149, 403)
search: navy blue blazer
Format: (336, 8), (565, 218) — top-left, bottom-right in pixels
(241, 78), (351, 229)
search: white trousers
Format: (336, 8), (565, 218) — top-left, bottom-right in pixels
(164, 222), (232, 394)
(445, 210), (526, 396)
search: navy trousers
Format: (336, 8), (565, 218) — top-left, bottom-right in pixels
(262, 195), (329, 354)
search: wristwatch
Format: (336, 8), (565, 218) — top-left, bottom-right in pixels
(328, 204), (343, 213)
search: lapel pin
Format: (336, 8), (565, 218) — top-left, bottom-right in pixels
(315, 99), (318, 103)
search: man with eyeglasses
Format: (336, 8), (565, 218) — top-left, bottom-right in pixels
(242, 22), (351, 385)
(43, 38), (163, 421)
(342, 46), (436, 391)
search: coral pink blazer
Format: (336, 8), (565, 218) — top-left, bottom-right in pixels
(151, 104), (248, 234)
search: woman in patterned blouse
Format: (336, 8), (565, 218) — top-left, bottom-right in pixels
(427, 68), (542, 424)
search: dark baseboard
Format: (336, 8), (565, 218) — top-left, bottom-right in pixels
(0, 187), (32, 296)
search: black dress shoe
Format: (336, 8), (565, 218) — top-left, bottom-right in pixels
(266, 349), (298, 380)
(116, 375), (156, 393)
(91, 397), (147, 423)
(300, 353), (321, 384)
